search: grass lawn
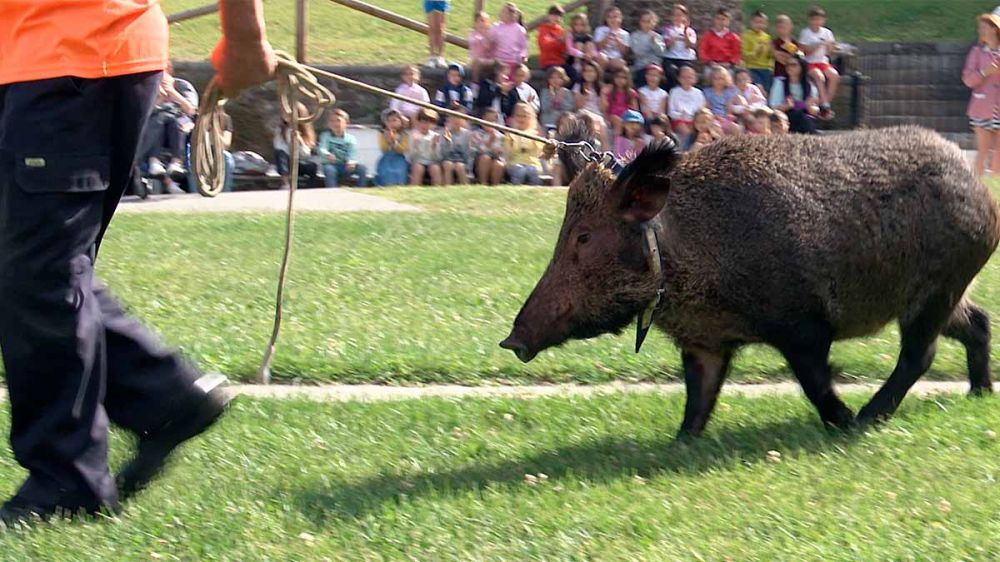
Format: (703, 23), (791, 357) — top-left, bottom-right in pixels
(96, 186), (1000, 385)
(162, 0), (991, 64)
(3, 392), (1000, 559)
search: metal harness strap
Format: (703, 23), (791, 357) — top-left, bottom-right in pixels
(635, 221), (665, 353)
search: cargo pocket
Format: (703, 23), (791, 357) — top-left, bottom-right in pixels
(14, 153), (110, 193)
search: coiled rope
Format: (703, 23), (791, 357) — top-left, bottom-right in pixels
(192, 52), (571, 383)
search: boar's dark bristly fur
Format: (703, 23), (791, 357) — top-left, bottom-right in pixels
(502, 126), (1000, 436)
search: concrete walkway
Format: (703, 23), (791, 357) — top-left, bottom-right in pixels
(225, 380), (987, 402)
(116, 189), (421, 214)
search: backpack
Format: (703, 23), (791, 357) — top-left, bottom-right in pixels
(232, 151), (270, 175)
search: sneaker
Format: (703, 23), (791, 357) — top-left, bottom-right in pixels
(818, 107), (835, 121)
(166, 183), (186, 195)
(116, 378), (232, 500)
(147, 158), (167, 178)
(166, 160), (187, 177)
(425, 56), (439, 68)
(435, 56), (447, 69)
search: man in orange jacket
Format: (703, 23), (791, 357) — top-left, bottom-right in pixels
(0, 0), (276, 524)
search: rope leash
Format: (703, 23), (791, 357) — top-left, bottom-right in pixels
(192, 52), (608, 383)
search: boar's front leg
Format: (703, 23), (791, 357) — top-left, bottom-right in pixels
(678, 349), (733, 438)
(773, 321), (855, 430)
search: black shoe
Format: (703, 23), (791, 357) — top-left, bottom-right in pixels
(0, 496), (119, 528)
(116, 384), (233, 500)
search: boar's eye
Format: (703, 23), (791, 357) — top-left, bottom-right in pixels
(577, 232), (590, 244)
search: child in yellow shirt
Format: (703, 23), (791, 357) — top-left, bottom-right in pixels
(741, 11), (774, 92)
(503, 102), (546, 185)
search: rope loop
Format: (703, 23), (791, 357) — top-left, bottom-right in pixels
(192, 51), (336, 197)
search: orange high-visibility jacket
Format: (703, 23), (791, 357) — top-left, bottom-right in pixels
(0, 1), (169, 85)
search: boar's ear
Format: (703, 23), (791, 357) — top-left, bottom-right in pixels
(610, 136), (681, 223)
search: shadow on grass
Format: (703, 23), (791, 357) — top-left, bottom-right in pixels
(291, 413), (861, 524)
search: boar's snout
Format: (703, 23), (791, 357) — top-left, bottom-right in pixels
(500, 281), (574, 363)
(499, 334), (537, 363)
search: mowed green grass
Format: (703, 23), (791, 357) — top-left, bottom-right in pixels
(162, 0), (991, 64)
(96, 186), (1000, 385)
(2, 392), (1000, 559)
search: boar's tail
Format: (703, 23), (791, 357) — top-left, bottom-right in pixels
(612, 136), (683, 194)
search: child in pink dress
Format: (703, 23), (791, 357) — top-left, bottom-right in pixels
(468, 11), (494, 89)
(491, 2), (528, 75)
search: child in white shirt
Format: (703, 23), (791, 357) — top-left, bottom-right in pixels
(798, 5), (839, 119)
(638, 64), (669, 126)
(667, 65), (705, 137)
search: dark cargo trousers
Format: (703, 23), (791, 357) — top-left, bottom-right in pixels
(0, 73), (205, 511)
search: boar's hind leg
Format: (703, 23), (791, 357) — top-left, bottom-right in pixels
(858, 291), (958, 425)
(678, 349), (733, 438)
(773, 322), (855, 430)
(941, 300), (993, 396)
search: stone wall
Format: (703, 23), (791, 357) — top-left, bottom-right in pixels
(172, 62), (550, 157)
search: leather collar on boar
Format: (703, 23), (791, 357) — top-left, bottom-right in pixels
(501, 126), (1000, 437)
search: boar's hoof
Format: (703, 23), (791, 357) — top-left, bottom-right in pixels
(855, 404), (893, 429)
(674, 427), (703, 441)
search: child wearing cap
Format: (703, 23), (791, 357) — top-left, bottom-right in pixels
(614, 109), (646, 161)
(434, 63), (474, 125)
(537, 5), (568, 72)
(638, 64), (669, 127)
(629, 10), (666, 86)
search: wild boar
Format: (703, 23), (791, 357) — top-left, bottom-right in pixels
(500, 126), (1000, 436)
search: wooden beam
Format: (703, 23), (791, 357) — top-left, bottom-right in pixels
(295, 0), (308, 62)
(327, 0), (469, 49)
(473, 0), (485, 21)
(167, 3), (218, 25)
(524, 0), (589, 32)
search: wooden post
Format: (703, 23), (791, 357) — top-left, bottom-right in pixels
(296, 0), (308, 63)
(166, 3), (218, 24)
(473, 0), (485, 20)
(327, 0), (469, 49)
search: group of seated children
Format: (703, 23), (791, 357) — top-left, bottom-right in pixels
(268, 4), (840, 188)
(458, 2), (840, 142)
(392, 102), (549, 187)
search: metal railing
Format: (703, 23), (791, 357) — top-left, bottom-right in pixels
(167, 0), (588, 62)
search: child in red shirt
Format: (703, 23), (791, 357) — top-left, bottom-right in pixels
(698, 8), (741, 80)
(537, 4), (568, 70)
